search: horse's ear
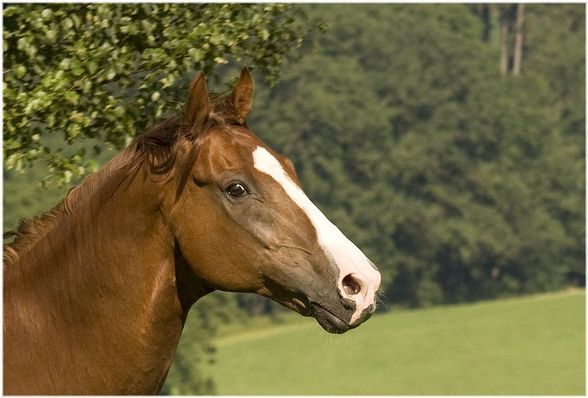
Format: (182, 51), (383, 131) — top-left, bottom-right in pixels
(185, 72), (211, 132)
(232, 67), (254, 124)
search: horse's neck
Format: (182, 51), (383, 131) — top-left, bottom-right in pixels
(4, 160), (206, 394)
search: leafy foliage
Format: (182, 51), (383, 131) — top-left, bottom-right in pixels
(3, 3), (316, 185)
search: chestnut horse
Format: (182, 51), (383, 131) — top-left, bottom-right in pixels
(3, 68), (381, 394)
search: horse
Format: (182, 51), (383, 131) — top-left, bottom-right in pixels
(3, 68), (382, 394)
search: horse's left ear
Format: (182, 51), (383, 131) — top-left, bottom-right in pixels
(232, 67), (254, 124)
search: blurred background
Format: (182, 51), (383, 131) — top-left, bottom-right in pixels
(3, 3), (585, 395)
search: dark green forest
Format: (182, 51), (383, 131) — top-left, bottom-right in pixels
(3, 4), (585, 394)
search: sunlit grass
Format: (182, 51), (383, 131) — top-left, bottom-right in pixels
(208, 290), (585, 395)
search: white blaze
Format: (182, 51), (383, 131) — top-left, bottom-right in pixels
(253, 147), (381, 323)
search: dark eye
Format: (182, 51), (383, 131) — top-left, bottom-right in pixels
(225, 182), (248, 198)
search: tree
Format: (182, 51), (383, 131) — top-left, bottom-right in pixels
(496, 4), (526, 76)
(512, 4), (525, 76)
(499, 5), (512, 74)
(3, 3), (318, 185)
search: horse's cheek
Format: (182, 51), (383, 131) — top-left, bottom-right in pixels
(169, 194), (219, 262)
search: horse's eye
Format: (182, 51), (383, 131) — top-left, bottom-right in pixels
(225, 182), (248, 198)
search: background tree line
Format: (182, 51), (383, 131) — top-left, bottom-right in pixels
(4, 3), (584, 394)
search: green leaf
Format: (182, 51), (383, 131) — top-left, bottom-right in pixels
(14, 64), (26, 79)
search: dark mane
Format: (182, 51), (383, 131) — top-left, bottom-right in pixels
(4, 91), (243, 263)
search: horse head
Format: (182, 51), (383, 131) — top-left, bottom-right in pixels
(163, 68), (381, 333)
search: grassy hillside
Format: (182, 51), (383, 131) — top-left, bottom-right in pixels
(206, 290), (585, 395)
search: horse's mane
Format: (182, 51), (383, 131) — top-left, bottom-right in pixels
(4, 91), (242, 264)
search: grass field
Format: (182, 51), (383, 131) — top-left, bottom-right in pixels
(206, 290), (585, 395)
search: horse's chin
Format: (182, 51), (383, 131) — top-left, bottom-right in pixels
(309, 302), (355, 334)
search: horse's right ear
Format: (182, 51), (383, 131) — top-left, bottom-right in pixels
(185, 72), (211, 132)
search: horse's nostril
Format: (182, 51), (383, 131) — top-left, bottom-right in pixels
(342, 274), (362, 296)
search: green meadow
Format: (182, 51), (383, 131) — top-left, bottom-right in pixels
(206, 290), (585, 395)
